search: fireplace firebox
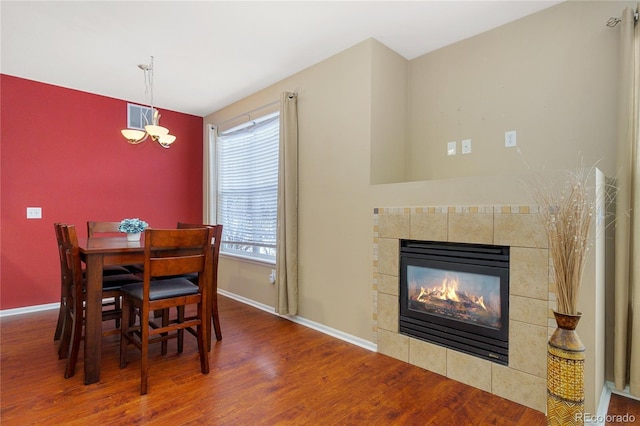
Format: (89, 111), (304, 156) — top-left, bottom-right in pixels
(399, 240), (509, 365)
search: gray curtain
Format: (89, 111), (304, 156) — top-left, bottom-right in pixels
(614, 6), (640, 397)
(276, 92), (299, 315)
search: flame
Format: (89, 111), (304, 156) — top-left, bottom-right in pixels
(437, 277), (459, 302)
(475, 296), (487, 310)
(415, 275), (489, 312)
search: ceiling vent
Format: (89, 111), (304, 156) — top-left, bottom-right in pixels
(127, 103), (152, 130)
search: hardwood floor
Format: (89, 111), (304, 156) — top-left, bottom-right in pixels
(3, 295), (549, 425)
(607, 393), (640, 426)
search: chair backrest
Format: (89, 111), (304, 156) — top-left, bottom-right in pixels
(54, 223), (71, 301)
(143, 228), (214, 296)
(54, 222), (66, 276)
(176, 222), (223, 288)
(59, 224), (84, 312)
(87, 221), (121, 237)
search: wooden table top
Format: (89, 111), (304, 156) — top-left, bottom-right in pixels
(78, 236), (144, 253)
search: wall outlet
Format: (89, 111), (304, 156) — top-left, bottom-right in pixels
(461, 139), (472, 154)
(26, 207), (42, 219)
(505, 130), (517, 147)
(447, 141), (457, 156)
(269, 269), (276, 284)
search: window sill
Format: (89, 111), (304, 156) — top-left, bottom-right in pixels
(220, 252), (275, 268)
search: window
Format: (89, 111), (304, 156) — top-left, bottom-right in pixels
(215, 113), (279, 262)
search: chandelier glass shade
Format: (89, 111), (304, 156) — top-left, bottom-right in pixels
(121, 56), (176, 148)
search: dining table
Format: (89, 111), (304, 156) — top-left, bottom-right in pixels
(78, 235), (214, 385)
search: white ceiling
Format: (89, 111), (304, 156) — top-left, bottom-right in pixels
(1, 1), (561, 117)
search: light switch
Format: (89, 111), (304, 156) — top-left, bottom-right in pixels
(27, 207), (42, 219)
(447, 141), (457, 156)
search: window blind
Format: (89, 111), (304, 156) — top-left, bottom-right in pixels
(216, 114), (279, 261)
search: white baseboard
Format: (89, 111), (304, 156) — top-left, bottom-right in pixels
(0, 302), (59, 317)
(607, 381), (640, 401)
(3, 290), (378, 353)
(583, 383), (612, 426)
(217, 289), (377, 352)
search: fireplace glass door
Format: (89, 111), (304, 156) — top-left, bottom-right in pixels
(399, 240), (509, 364)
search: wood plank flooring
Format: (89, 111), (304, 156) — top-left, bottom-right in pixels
(0, 294), (614, 425)
(607, 393), (640, 426)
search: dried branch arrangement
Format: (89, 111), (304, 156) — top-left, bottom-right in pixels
(535, 168), (597, 315)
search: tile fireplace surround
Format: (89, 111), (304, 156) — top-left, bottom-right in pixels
(373, 205), (551, 413)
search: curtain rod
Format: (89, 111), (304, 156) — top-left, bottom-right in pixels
(215, 99), (280, 128)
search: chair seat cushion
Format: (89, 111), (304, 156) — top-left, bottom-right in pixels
(102, 265), (134, 276)
(124, 264), (144, 274)
(83, 274), (143, 291)
(82, 265), (133, 277)
(120, 278), (199, 301)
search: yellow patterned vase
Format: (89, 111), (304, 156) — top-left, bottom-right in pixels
(547, 311), (585, 426)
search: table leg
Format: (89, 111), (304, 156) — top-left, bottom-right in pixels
(84, 253), (103, 384)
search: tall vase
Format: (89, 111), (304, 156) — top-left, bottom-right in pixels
(547, 311), (585, 426)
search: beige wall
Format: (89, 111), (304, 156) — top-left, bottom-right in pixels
(370, 42), (408, 184)
(405, 1), (624, 182)
(209, 39), (376, 338)
(205, 0), (629, 411)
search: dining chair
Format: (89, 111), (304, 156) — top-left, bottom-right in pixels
(54, 222), (140, 341)
(54, 222), (144, 366)
(57, 224), (85, 378)
(176, 222), (223, 343)
(119, 227), (213, 395)
(53, 222), (71, 343)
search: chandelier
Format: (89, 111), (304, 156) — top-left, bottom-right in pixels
(121, 56), (176, 148)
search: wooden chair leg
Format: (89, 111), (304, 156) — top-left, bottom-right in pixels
(119, 297), (131, 369)
(54, 300), (65, 341)
(114, 295), (121, 329)
(64, 307), (83, 379)
(212, 295), (222, 341)
(177, 306), (185, 353)
(161, 309), (169, 355)
(58, 306), (72, 360)
(198, 302), (209, 375)
(140, 312), (149, 395)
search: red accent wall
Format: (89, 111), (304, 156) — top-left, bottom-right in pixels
(0, 75), (204, 309)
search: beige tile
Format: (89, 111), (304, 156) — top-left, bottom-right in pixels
(377, 292), (398, 333)
(378, 213), (410, 239)
(510, 247), (549, 300)
(509, 320), (547, 378)
(409, 338), (447, 376)
(492, 364), (546, 412)
(510, 295), (548, 327)
(410, 213), (448, 241)
(377, 238), (399, 276)
(446, 350), (492, 393)
(448, 213), (494, 244)
(494, 214), (548, 248)
(377, 328), (409, 362)
(378, 273), (398, 296)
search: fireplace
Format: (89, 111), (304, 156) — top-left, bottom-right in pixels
(399, 239), (510, 365)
